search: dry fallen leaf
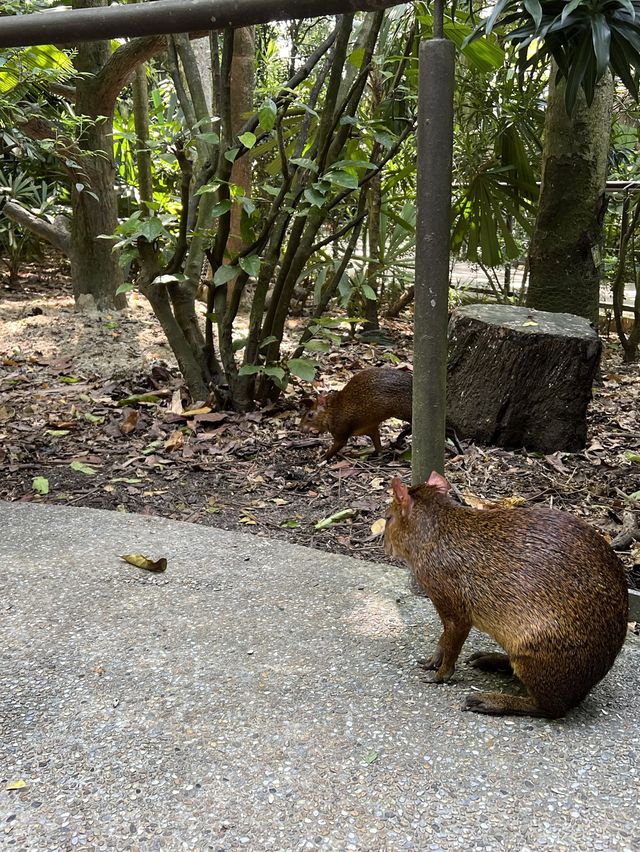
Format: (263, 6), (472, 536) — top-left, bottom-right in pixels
(182, 405), (211, 417)
(164, 430), (185, 451)
(169, 389), (184, 415)
(463, 490), (496, 510)
(6, 779), (28, 791)
(370, 518), (386, 536)
(545, 452), (568, 475)
(120, 409), (139, 435)
(495, 495), (527, 509)
(119, 553), (168, 573)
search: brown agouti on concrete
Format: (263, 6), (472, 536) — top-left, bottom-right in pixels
(384, 471), (629, 718)
(299, 367), (412, 460)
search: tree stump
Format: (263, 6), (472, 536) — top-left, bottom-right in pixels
(447, 304), (601, 453)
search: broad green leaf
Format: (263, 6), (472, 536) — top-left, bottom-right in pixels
(238, 364), (263, 375)
(258, 97), (277, 131)
(238, 131), (257, 149)
(32, 477), (49, 495)
(304, 339), (331, 353)
(210, 199), (233, 218)
(290, 158), (318, 172)
(333, 158), (377, 171)
(138, 217), (167, 242)
(304, 187), (327, 208)
(225, 147), (240, 162)
(70, 461), (97, 475)
(287, 358), (317, 382)
(213, 264), (238, 286)
(326, 169), (358, 190)
(446, 22), (505, 72)
(362, 284), (377, 301)
(116, 282), (134, 295)
(372, 129), (396, 148)
(264, 366), (286, 381)
(238, 254), (261, 277)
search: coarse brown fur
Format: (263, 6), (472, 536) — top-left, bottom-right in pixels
(299, 368), (412, 460)
(384, 473), (629, 718)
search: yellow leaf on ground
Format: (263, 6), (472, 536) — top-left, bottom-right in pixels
(119, 553), (167, 573)
(371, 518), (386, 536)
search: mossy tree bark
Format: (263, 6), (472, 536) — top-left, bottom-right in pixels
(526, 69), (614, 324)
(70, 0), (126, 311)
(229, 27), (255, 257)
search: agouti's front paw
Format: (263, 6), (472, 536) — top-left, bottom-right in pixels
(419, 667), (453, 685)
(416, 651), (443, 671)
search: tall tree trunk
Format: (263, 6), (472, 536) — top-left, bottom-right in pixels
(71, 0), (125, 311)
(229, 27), (255, 255)
(363, 166), (382, 330)
(526, 68), (614, 324)
(132, 65), (153, 213)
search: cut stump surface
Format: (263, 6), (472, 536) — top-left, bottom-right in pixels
(447, 304), (601, 453)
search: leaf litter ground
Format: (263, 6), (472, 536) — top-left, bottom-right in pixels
(1, 259), (639, 590)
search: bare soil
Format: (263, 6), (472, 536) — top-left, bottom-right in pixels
(1, 257), (639, 589)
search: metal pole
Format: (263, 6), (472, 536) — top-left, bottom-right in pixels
(412, 35), (455, 484)
(0, 0), (405, 48)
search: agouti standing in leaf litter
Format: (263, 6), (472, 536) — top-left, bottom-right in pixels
(384, 471), (629, 718)
(299, 367), (412, 460)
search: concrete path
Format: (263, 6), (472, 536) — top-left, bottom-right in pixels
(1, 502), (638, 851)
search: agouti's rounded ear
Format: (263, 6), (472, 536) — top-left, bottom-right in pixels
(427, 470), (449, 495)
(316, 392), (329, 408)
(391, 477), (413, 512)
(301, 397), (315, 410)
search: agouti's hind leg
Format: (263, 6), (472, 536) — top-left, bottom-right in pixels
(464, 652), (580, 717)
(462, 692), (558, 718)
(367, 427), (383, 455)
(467, 651), (513, 674)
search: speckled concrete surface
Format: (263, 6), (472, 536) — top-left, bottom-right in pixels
(1, 501), (638, 851)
